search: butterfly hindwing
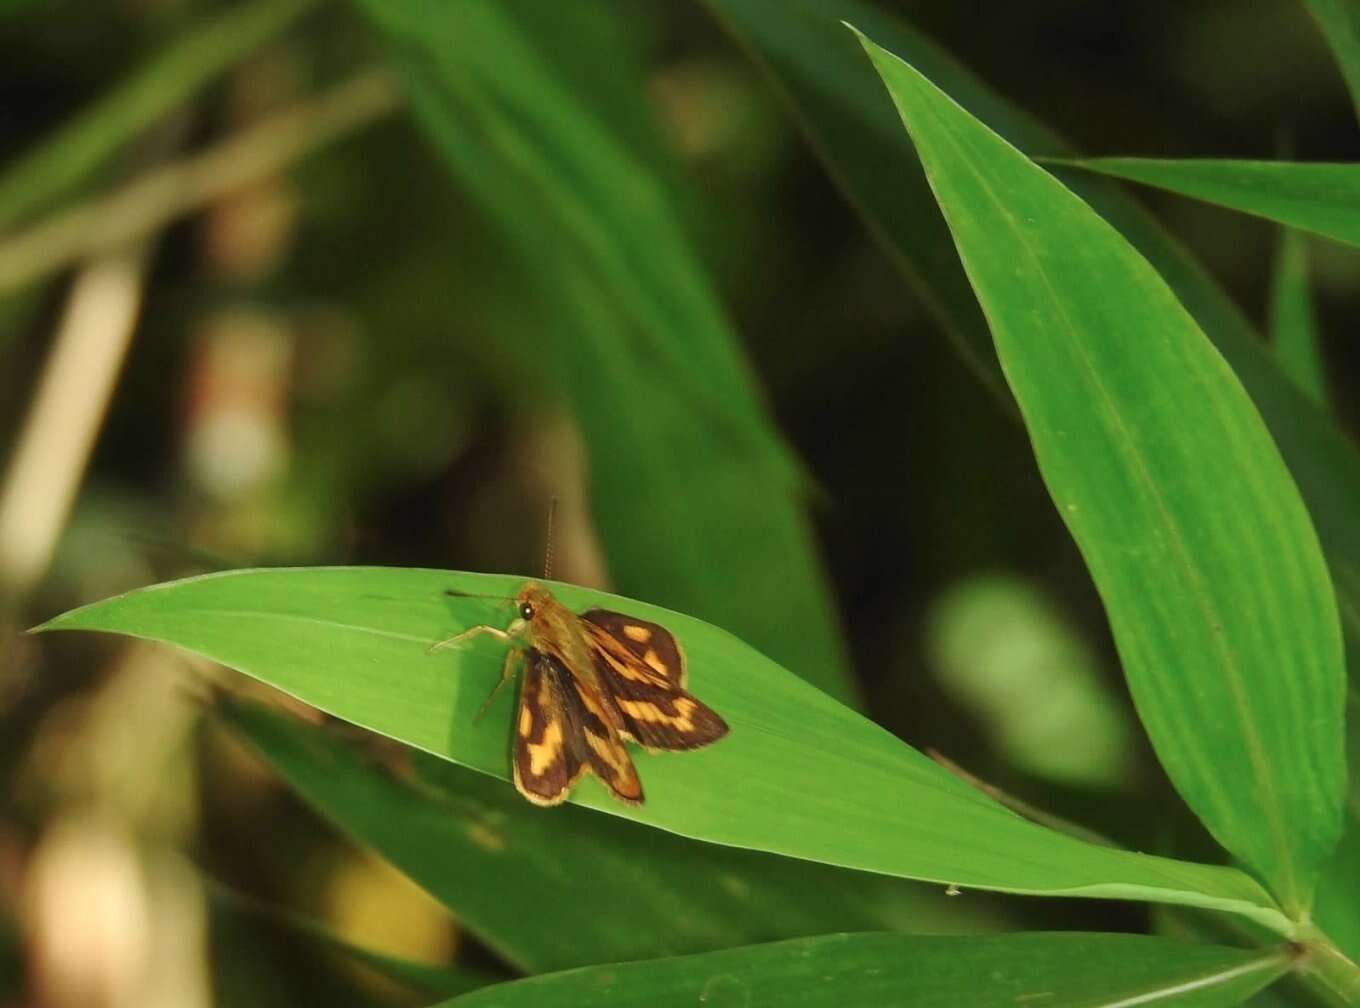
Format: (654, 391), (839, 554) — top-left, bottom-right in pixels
(513, 649), (643, 806)
(512, 650), (584, 806)
(582, 615), (729, 752)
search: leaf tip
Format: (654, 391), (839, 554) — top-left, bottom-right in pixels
(26, 615), (63, 635)
(841, 20), (877, 54)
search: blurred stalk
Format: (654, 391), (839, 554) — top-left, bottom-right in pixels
(21, 645), (211, 1008)
(0, 0), (326, 233)
(0, 69), (401, 296)
(1268, 228), (1328, 408)
(0, 244), (150, 606)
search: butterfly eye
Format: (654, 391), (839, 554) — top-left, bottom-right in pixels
(519, 603), (534, 621)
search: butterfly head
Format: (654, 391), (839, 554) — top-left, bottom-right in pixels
(514, 581), (555, 624)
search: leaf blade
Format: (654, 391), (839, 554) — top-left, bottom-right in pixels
(1050, 158), (1360, 250)
(856, 32), (1347, 914)
(1302, 0), (1360, 124)
(217, 695), (925, 972)
(441, 932), (1291, 1008)
(703, 0), (1360, 703)
(37, 567), (1286, 930)
(350, 0), (858, 706)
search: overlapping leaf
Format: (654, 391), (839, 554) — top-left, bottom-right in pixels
(348, 0), (857, 705)
(1050, 158), (1360, 249)
(857, 31), (1346, 916)
(440, 932), (1291, 1008)
(218, 696), (928, 973)
(703, 0), (1360, 708)
(1303, 0), (1360, 123)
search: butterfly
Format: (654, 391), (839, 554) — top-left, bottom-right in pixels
(431, 581), (729, 806)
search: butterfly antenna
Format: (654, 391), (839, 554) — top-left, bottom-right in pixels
(443, 590), (514, 601)
(543, 496), (557, 580)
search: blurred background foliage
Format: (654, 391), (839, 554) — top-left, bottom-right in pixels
(0, 0), (1356, 1005)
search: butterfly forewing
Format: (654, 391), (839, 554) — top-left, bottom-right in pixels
(569, 666), (644, 804)
(582, 613), (729, 752)
(583, 610), (686, 687)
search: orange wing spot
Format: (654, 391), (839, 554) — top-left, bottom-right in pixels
(642, 649), (667, 675)
(518, 705), (532, 736)
(622, 624), (652, 643)
(527, 721), (564, 776)
(618, 698), (694, 732)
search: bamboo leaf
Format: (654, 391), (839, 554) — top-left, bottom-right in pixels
(857, 30), (1347, 916)
(1050, 158), (1360, 250)
(1303, 0), (1360, 123)
(349, 0), (857, 705)
(1315, 818), (1360, 963)
(217, 696), (923, 972)
(440, 932), (1291, 1008)
(37, 567), (1286, 930)
(702, 0), (1360, 701)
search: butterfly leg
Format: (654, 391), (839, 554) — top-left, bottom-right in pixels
(427, 623), (518, 655)
(476, 647), (524, 722)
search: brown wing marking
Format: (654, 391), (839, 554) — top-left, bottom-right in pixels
(582, 618), (728, 752)
(511, 650), (585, 806)
(583, 610), (686, 687)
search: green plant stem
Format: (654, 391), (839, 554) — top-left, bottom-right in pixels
(1301, 929), (1360, 1005)
(0, 0), (326, 232)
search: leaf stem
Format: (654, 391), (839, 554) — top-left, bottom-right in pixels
(1299, 928), (1360, 1005)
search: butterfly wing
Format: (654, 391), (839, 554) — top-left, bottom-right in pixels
(513, 648), (642, 806)
(512, 649), (586, 806)
(583, 610), (686, 687)
(567, 667), (644, 805)
(582, 613), (729, 752)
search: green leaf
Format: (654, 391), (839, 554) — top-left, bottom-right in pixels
(1303, 0), (1360, 123)
(1049, 158), (1360, 250)
(350, 0), (857, 706)
(439, 932), (1291, 1008)
(216, 695), (926, 973)
(0, 0), (323, 233)
(1268, 230), (1328, 407)
(206, 880), (491, 998)
(37, 567), (1287, 931)
(856, 31), (1347, 916)
(703, 0), (1360, 701)
(1315, 818), (1360, 963)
